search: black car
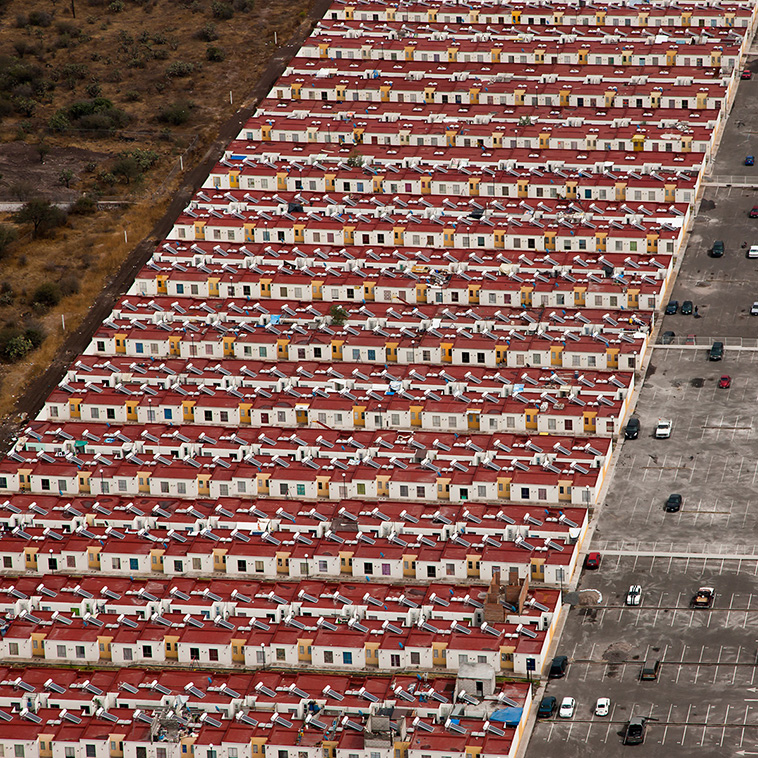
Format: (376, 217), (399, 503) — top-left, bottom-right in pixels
(681, 300), (693, 315)
(665, 493), (683, 512)
(624, 716), (647, 745)
(538, 696), (557, 717)
(711, 240), (725, 257)
(665, 300), (679, 315)
(624, 417), (640, 439)
(662, 331), (675, 345)
(548, 655), (568, 678)
(709, 341), (724, 361)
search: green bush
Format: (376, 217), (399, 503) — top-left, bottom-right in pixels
(53, 96), (131, 134)
(156, 100), (193, 125)
(70, 194), (97, 214)
(31, 282), (62, 308)
(197, 23), (218, 41)
(211, 1), (233, 18)
(28, 10), (52, 26)
(0, 326), (45, 362)
(0, 225), (18, 258)
(206, 45), (225, 62)
(165, 60), (194, 78)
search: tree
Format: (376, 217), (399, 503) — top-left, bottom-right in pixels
(14, 198), (67, 238)
(0, 225), (18, 257)
(58, 169), (75, 188)
(329, 304), (349, 326)
(36, 141), (50, 164)
(111, 155), (142, 184)
(346, 149), (365, 168)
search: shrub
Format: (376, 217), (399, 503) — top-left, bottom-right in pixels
(108, 0), (125, 11)
(0, 225), (18, 258)
(61, 62), (88, 81)
(70, 194), (97, 215)
(156, 100), (193, 125)
(28, 10), (52, 26)
(197, 23), (218, 42)
(48, 110), (70, 132)
(56, 97), (131, 134)
(4, 334), (33, 361)
(13, 96), (35, 116)
(233, 0), (253, 11)
(31, 282), (62, 308)
(126, 148), (159, 171)
(59, 275), (81, 296)
(211, 1), (233, 19)
(0, 326), (45, 361)
(86, 82), (102, 98)
(165, 60), (194, 78)
(206, 45), (225, 62)
(124, 90), (141, 102)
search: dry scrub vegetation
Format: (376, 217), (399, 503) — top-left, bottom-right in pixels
(0, 0), (311, 422)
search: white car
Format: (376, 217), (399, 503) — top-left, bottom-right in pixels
(595, 697), (611, 717)
(654, 419), (672, 439)
(752, 302), (758, 316)
(626, 584), (642, 606)
(749, 246), (758, 259)
(559, 697), (576, 718)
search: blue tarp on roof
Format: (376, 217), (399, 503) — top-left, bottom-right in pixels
(490, 707), (523, 726)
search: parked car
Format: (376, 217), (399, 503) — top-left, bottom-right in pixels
(623, 417), (640, 439)
(595, 697), (611, 717)
(692, 586), (715, 608)
(718, 375), (732, 389)
(665, 493), (683, 512)
(662, 330), (675, 345)
(624, 716), (647, 745)
(558, 697), (576, 719)
(538, 696), (557, 718)
(709, 341), (724, 360)
(752, 302), (758, 315)
(549, 655), (568, 678)
(626, 584), (642, 606)
(750, 206), (758, 218)
(747, 245), (758, 258)
(747, 155), (755, 166)
(742, 69), (753, 79)
(665, 300), (679, 314)
(654, 419), (672, 439)
(680, 300), (693, 315)
(640, 659), (661, 680)
(710, 240), (725, 257)
(585, 552), (602, 570)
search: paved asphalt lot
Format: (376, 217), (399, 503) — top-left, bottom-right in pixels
(525, 60), (758, 758)
(529, 353), (758, 754)
(664, 67), (758, 340)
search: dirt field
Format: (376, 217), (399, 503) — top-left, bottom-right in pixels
(0, 0), (315, 424)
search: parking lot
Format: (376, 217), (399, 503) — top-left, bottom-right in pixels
(527, 355), (758, 754)
(525, 63), (758, 757)
(530, 556), (758, 756)
(664, 64), (758, 340)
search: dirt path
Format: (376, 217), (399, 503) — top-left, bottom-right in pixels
(0, 0), (332, 454)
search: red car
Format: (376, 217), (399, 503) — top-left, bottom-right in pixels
(718, 375), (731, 389)
(742, 69), (752, 80)
(585, 552), (602, 570)
(750, 206), (758, 218)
